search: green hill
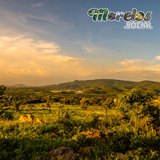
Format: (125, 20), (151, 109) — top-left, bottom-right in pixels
(43, 79), (160, 94)
(6, 79), (160, 95)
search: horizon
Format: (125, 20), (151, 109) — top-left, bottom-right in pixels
(0, 0), (160, 85)
(4, 78), (160, 87)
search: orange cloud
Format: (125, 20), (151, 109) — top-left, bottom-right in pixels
(0, 35), (94, 85)
(1, 35), (160, 85)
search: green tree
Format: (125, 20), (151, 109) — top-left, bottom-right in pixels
(14, 102), (20, 112)
(103, 97), (115, 108)
(116, 89), (152, 109)
(0, 85), (6, 96)
(46, 102), (51, 113)
(80, 98), (90, 106)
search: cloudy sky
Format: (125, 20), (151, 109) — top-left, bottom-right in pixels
(0, 0), (160, 85)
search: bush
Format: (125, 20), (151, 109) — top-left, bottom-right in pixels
(0, 111), (14, 120)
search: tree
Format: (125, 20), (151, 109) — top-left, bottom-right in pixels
(14, 102), (20, 112)
(46, 102), (51, 113)
(80, 98), (90, 106)
(45, 96), (51, 113)
(116, 89), (152, 107)
(0, 86), (6, 96)
(103, 97), (115, 108)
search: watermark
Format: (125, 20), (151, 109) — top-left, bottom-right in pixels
(87, 8), (153, 29)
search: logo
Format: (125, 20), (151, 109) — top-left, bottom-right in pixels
(87, 8), (153, 29)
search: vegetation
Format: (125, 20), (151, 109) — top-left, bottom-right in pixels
(43, 79), (160, 95)
(0, 81), (160, 159)
(0, 85), (6, 96)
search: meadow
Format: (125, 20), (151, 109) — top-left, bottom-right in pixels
(0, 86), (160, 160)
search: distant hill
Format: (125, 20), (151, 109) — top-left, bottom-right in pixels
(7, 79), (160, 94)
(8, 84), (29, 88)
(42, 79), (160, 94)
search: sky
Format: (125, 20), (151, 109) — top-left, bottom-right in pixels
(0, 0), (160, 85)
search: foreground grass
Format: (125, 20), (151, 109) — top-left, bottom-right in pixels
(1, 90), (160, 160)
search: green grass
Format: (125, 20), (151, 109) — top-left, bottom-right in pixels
(0, 89), (160, 160)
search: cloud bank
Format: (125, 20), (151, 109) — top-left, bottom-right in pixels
(0, 35), (160, 85)
(0, 35), (92, 85)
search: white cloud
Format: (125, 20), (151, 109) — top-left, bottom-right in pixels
(0, 35), (60, 54)
(32, 3), (44, 8)
(84, 45), (97, 53)
(119, 59), (142, 66)
(0, 8), (73, 38)
(118, 58), (160, 73)
(155, 55), (160, 60)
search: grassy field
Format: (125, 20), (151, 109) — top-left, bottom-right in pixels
(0, 89), (160, 160)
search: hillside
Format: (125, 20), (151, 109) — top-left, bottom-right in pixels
(42, 79), (160, 94)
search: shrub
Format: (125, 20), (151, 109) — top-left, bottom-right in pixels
(0, 111), (14, 120)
